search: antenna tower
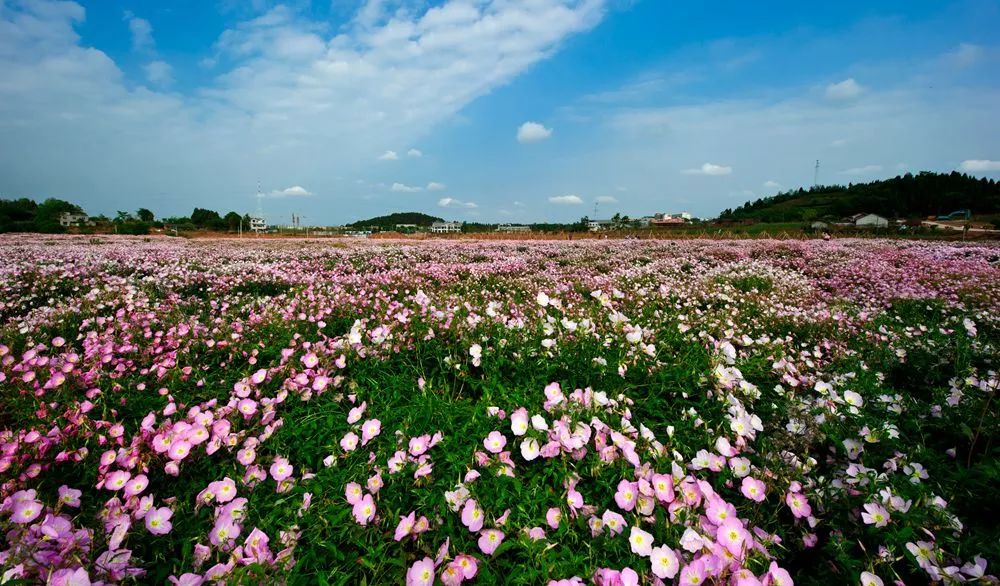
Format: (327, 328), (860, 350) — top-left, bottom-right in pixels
(814, 160), (820, 187)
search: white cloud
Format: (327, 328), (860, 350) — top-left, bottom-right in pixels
(378, 151), (400, 161)
(549, 194), (583, 205)
(959, 159), (1000, 172)
(830, 138), (849, 147)
(407, 148), (423, 158)
(825, 78), (863, 101)
(0, 0), (608, 219)
(763, 180), (782, 190)
(266, 185), (313, 197)
(948, 43), (984, 68)
(124, 11), (154, 51)
(517, 121), (553, 143)
(144, 60), (173, 86)
(840, 164), (883, 176)
(682, 163), (732, 176)
(513, 200), (525, 207)
(391, 182), (422, 193)
(438, 197), (477, 209)
(595, 195), (618, 203)
(426, 181), (446, 191)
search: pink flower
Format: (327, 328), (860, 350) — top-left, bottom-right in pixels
(168, 440), (192, 461)
(461, 499), (484, 533)
(105, 470), (132, 491)
(650, 546), (679, 579)
(50, 568), (91, 586)
(765, 562), (793, 586)
(124, 474), (149, 497)
(345, 482), (364, 505)
(441, 562), (465, 586)
(741, 477), (766, 502)
(477, 529), (505, 555)
(409, 435), (430, 456)
(270, 458), (293, 482)
(510, 408), (529, 436)
(614, 480), (637, 511)
(58, 485), (82, 507)
(785, 491), (811, 519)
(395, 511), (416, 541)
(237, 447), (256, 466)
(145, 507), (174, 535)
(301, 352), (319, 369)
(10, 499), (43, 524)
(717, 518), (749, 556)
(340, 432), (359, 452)
(651, 473), (674, 502)
(601, 510), (626, 535)
(628, 526), (654, 557)
(454, 554), (478, 579)
(347, 402), (366, 424)
(237, 399), (257, 418)
(861, 502), (890, 527)
(406, 557), (436, 586)
(484, 431), (507, 454)
(546, 507), (562, 529)
(361, 419), (382, 445)
(352, 493), (376, 526)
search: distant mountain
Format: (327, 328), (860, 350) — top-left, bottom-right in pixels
(347, 212), (444, 229)
(719, 172), (999, 222)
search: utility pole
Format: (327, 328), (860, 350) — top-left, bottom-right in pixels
(814, 160), (820, 187)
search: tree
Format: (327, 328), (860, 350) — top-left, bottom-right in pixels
(224, 211), (242, 232)
(136, 208), (155, 222)
(35, 199), (82, 233)
(115, 211), (135, 224)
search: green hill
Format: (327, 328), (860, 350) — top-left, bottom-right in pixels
(347, 212), (443, 229)
(720, 172), (999, 222)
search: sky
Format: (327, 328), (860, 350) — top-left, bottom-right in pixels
(1, 0), (999, 225)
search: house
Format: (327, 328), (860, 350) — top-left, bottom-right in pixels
(852, 213), (889, 228)
(431, 221), (463, 233)
(249, 216), (268, 233)
(649, 212), (690, 226)
(59, 211), (90, 227)
(496, 224), (530, 233)
(587, 219), (614, 231)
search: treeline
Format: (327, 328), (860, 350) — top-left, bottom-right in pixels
(0, 198), (88, 234)
(720, 172), (1000, 222)
(0, 197), (255, 234)
(348, 212), (443, 229)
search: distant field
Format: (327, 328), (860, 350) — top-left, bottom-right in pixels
(1, 235), (998, 585)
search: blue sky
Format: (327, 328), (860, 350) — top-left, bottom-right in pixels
(1, 0), (999, 225)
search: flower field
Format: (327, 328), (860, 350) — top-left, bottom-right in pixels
(1, 235), (999, 585)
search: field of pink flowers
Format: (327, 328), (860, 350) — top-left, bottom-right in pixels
(1, 235), (998, 585)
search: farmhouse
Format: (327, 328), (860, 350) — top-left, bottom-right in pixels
(431, 221), (463, 233)
(59, 211), (90, 227)
(587, 219), (614, 231)
(846, 213), (889, 228)
(496, 224), (531, 233)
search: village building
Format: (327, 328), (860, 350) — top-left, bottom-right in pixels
(431, 221), (463, 233)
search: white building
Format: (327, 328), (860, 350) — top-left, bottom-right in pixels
(431, 221), (463, 233)
(59, 211), (90, 227)
(496, 224), (531, 233)
(249, 215), (268, 233)
(587, 219), (614, 231)
(852, 213), (889, 228)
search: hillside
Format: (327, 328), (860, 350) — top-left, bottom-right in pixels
(347, 212), (443, 229)
(720, 172), (1000, 222)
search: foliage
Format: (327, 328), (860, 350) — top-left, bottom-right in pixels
(720, 172), (1000, 222)
(348, 211), (445, 229)
(0, 236), (998, 586)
